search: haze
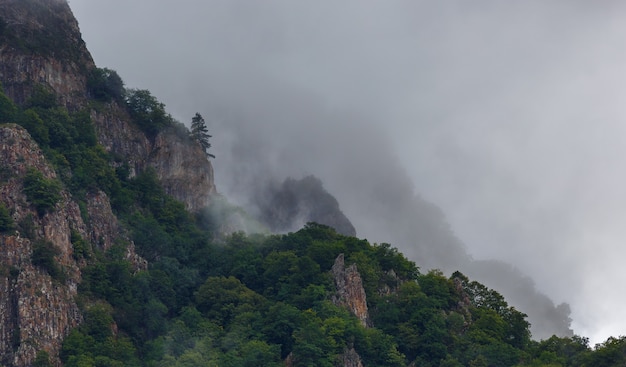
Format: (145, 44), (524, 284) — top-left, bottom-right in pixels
(69, 0), (626, 344)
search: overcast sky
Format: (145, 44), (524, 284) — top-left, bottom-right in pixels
(69, 0), (626, 344)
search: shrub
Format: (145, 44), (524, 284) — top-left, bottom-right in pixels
(87, 67), (124, 102)
(31, 239), (64, 281)
(0, 202), (14, 233)
(125, 89), (173, 137)
(22, 168), (62, 215)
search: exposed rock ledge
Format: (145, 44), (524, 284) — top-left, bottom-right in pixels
(331, 253), (370, 328)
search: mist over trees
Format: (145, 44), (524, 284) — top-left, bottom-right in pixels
(205, 92), (573, 340)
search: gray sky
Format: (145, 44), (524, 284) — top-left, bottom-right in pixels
(69, 0), (626, 344)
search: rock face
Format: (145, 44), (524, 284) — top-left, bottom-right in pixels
(0, 125), (145, 366)
(0, 0), (94, 108)
(91, 105), (216, 212)
(150, 127), (216, 211)
(330, 254), (368, 367)
(331, 253), (370, 328)
(0, 125), (82, 366)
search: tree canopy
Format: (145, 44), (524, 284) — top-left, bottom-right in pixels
(125, 89), (174, 137)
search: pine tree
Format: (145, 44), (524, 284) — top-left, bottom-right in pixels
(190, 113), (215, 159)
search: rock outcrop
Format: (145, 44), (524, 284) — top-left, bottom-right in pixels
(91, 105), (217, 212)
(330, 253), (368, 366)
(255, 175), (356, 236)
(331, 253), (370, 328)
(338, 348), (365, 367)
(150, 127), (216, 211)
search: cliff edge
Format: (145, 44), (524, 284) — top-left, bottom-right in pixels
(0, 1), (216, 365)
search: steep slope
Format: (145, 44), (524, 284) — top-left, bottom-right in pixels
(0, 1), (217, 365)
(0, 124), (118, 366)
(0, 0), (216, 212)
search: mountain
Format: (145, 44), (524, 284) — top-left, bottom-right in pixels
(252, 175), (356, 237)
(0, 1), (623, 366)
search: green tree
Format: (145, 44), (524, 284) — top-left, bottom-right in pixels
(31, 240), (63, 281)
(190, 113), (215, 159)
(17, 109), (49, 147)
(22, 168), (62, 216)
(0, 84), (17, 122)
(195, 276), (264, 325)
(586, 336), (626, 367)
(125, 89), (172, 136)
(34, 350), (52, 367)
(0, 202), (14, 233)
(292, 316), (335, 367)
(87, 67), (124, 102)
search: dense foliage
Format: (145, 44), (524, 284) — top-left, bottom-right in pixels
(87, 67), (125, 102)
(31, 239), (64, 281)
(0, 202), (14, 233)
(22, 168), (62, 216)
(125, 89), (176, 137)
(1, 82), (625, 366)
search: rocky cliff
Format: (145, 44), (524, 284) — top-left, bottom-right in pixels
(331, 254), (368, 367)
(91, 104), (216, 212)
(0, 124), (127, 366)
(0, 1), (217, 365)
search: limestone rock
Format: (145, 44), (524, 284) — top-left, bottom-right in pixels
(331, 253), (370, 327)
(151, 127), (216, 212)
(337, 348), (364, 367)
(0, 124), (82, 366)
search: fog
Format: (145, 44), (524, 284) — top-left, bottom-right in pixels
(69, 0), (626, 343)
